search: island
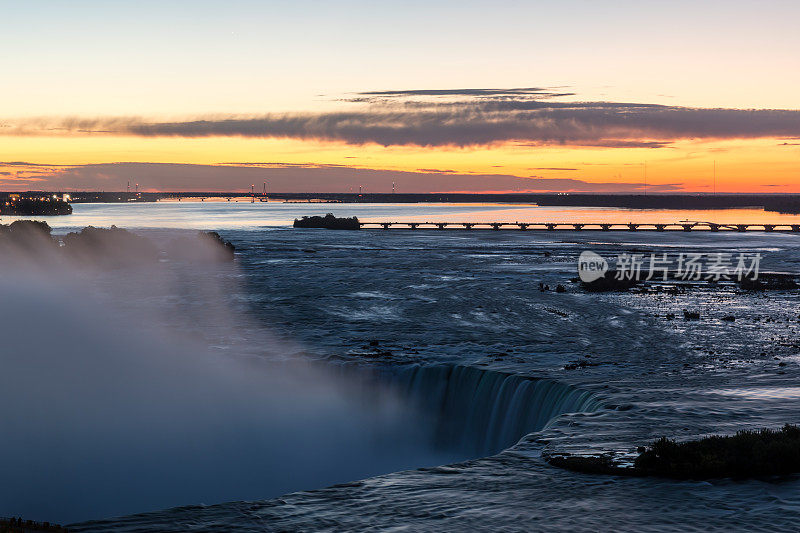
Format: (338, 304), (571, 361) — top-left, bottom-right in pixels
(293, 214), (361, 230)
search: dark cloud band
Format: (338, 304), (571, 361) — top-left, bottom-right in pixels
(4, 91), (800, 148)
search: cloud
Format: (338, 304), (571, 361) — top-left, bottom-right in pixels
(217, 161), (351, 169)
(351, 87), (575, 100)
(15, 162), (684, 194)
(0, 160), (71, 167)
(415, 168), (457, 173)
(514, 139), (674, 149)
(3, 89), (799, 148)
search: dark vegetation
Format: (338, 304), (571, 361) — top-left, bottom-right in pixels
(547, 424), (800, 480)
(0, 221), (235, 267)
(62, 226), (159, 267)
(0, 220), (52, 236)
(166, 231), (236, 262)
(0, 517), (68, 533)
(294, 213), (361, 230)
(29, 191), (800, 211)
(0, 220), (57, 257)
(0, 220), (53, 243)
(764, 197), (800, 214)
(634, 425), (800, 479)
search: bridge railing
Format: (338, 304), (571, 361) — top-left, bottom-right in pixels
(357, 221), (800, 232)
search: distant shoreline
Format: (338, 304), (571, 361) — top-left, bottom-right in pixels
(2, 191), (800, 213)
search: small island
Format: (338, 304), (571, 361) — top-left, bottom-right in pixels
(293, 213), (361, 230)
(547, 424), (800, 480)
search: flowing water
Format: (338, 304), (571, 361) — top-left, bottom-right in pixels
(2, 202), (800, 531)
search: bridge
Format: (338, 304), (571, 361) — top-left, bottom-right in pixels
(358, 221), (800, 232)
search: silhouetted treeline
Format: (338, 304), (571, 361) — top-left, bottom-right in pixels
(0, 221), (236, 267)
(0, 517), (68, 532)
(294, 214), (361, 230)
(762, 197), (800, 214)
(6, 191), (799, 212)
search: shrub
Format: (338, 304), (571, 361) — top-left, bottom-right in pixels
(634, 424), (800, 479)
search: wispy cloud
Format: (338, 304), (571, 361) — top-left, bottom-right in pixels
(349, 87), (575, 102)
(356, 87), (563, 97)
(0, 160), (72, 167)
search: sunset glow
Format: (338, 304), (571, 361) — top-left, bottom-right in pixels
(2, 1), (798, 193)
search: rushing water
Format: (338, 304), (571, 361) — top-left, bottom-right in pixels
(2, 202), (800, 530)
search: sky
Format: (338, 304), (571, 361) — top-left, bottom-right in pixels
(1, 0), (798, 193)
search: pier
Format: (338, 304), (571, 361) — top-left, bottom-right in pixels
(358, 221), (800, 232)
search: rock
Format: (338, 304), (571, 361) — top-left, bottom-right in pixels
(203, 231), (236, 256)
(740, 274), (799, 291)
(581, 271), (640, 292)
(564, 359), (598, 370)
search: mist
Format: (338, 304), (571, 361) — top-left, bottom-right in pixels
(0, 228), (459, 524)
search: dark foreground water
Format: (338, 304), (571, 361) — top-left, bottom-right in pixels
(2, 203), (800, 530)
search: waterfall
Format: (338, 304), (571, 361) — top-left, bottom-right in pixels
(382, 364), (602, 457)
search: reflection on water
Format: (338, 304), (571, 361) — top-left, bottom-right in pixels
(4, 201), (800, 231)
(706, 387), (800, 400)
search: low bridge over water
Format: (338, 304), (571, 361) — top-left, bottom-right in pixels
(359, 221), (800, 232)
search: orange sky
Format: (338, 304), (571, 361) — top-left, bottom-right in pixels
(1, 134), (798, 193)
(2, 1), (798, 193)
